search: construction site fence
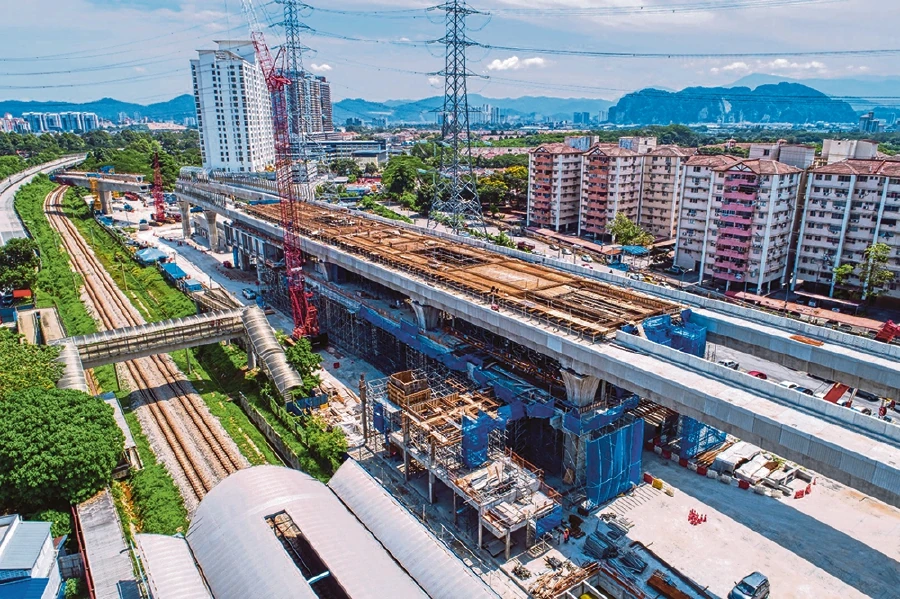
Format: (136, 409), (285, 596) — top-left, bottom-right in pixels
(585, 417), (644, 507)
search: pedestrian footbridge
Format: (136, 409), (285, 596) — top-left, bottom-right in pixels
(52, 306), (302, 398)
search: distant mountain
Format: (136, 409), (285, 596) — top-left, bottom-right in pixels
(608, 83), (858, 125)
(0, 95), (196, 123)
(333, 94), (614, 125)
(729, 74), (900, 110)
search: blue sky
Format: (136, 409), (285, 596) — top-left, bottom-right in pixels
(1, 0), (896, 105)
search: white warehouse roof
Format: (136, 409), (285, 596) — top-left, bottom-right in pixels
(185, 465), (428, 599)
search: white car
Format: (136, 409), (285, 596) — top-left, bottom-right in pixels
(581, 254), (593, 263)
(561, 248), (573, 255)
(549, 244), (560, 251)
(778, 380), (799, 390)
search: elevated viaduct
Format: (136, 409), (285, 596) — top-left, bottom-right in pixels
(175, 176), (900, 507)
(57, 170), (150, 214)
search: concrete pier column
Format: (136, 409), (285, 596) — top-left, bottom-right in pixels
(562, 431), (586, 486)
(99, 189), (114, 215)
(180, 201), (191, 237)
(411, 301), (442, 330)
(205, 210), (220, 252)
(247, 349), (258, 371)
(505, 529), (512, 561)
(560, 369), (601, 407)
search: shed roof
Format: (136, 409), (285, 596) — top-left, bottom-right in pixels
(186, 466), (429, 599)
(0, 578), (49, 599)
(135, 534), (212, 599)
(328, 460), (501, 599)
(159, 262), (187, 280)
(0, 520), (48, 570)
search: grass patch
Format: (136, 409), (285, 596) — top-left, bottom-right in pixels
(61, 187), (195, 322)
(358, 196), (414, 223)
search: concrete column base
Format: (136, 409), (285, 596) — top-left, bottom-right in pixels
(560, 369), (601, 407)
(206, 210), (220, 252)
(411, 301), (442, 330)
(180, 201), (191, 237)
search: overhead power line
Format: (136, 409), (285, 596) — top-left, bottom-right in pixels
(483, 0), (839, 16)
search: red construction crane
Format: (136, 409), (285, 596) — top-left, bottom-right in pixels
(152, 152), (166, 224)
(241, 0), (318, 339)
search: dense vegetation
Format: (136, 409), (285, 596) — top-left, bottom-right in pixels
(0, 237), (39, 290)
(0, 328), (62, 398)
(0, 129), (201, 189)
(284, 337), (324, 396)
(0, 387), (123, 510)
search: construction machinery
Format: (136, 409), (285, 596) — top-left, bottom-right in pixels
(240, 0), (318, 339)
(151, 152), (167, 225)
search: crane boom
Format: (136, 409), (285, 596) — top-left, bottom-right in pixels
(240, 0), (318, 339)
(152, 152), (166, 224)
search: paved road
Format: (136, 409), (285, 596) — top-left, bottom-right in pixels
(0, 155), (84, 245)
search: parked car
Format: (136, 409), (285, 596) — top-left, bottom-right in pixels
(580, 254), (593, 263)
(747, 370), (767, 380)
(851, 405), (873, 416)
(778, 380), (799, 390)
(549, 244), (560, 251)
(561, 248), (573, 255)
(665, 266), (687, 275)
(242, 288), (257, 300)
(794, 387), (815, 396)
(729, 572), (770, 599)
(717, 359), (739, 370)
(854, 389), (880, 402)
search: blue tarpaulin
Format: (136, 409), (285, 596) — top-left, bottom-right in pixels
(159, 261), (188, 281)
(679, 415), (726, 459)
(585, 418), (644, 506)
(461, 411), (503, 468)
(135, 248), (168, 265)
(526, 400), (556, 419)
(562, 395), (640, 435)
(642, 314), (707, 357)
(373, 403), (387, 433)
(533, 504), (563, 538)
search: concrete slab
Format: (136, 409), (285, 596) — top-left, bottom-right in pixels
(628, 452), (900, 599)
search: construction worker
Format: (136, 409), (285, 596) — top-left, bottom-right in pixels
(563, 528), (570, 544)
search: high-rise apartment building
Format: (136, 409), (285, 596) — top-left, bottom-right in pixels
(674, 157), (801, 292)
(44, 113), (61, 131)
(639, 145), (696, 240)
(191, 40), (275, 172)
(793, 160), (900, 299)
(527, 142), (585, 233)
(618, 136), (657, 154)
(580, 145), (643, 239)
(59, 112), (84, 133)
(82, 113), (100, 131)
(283, 71), (334, 135)
(0, 113), (30, 133)
(22, 112), (46, 133)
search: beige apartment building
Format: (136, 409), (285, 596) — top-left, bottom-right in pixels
(793, 159), (900, 300)
(527, 143), (585, 233)
(639, 145), (696, 240)
(580, 145), (643, 239)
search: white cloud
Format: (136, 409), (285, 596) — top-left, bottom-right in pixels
(310, 63), (332, 72)
(486, 56), (547, 71)
(427, 76), (442, 86)
(711, 58), (828, 76)
(133, 66), (147, 73)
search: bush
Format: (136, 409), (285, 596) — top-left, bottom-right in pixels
(0, 388), (123, 510)
(0, 328), (62, 399)
(32, 509), (72, 538)
(64, 578), (83, 599)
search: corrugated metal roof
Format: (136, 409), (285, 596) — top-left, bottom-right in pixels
(328, 460), (501, 599)
(0, 577), (50, 599)
(0, 521), (48, 570)
(186, 466), (428, 599)
(76, 491), (140, 599)
(135, 534), (212, 599)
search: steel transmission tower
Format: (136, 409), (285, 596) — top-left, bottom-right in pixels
(429, 0), (486, 234)
(277, 0), (320, 195)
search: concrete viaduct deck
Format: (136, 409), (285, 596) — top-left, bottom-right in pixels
(57, 171), (150, 215)
(53, 307), (302, 399)
(174, 180), (900, 506)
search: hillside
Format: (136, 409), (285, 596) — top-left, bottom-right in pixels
(0, 95), (196, 123)
(608, 83), (858, 125)
(729, 74), (900, 110)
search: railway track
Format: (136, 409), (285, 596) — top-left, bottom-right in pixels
(45, 186), (245, 505)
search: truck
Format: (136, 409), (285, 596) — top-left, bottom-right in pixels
(516, 241), (535, 252)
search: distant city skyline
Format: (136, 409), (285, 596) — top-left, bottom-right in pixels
(1, 0), (898, 104)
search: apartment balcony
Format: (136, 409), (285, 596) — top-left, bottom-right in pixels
(720, 202), (754, 213)
(723, 190), (757, 202)
(714, 248), (749, 260)
(712, 270), (749, 283)
(718, 226), (752, 237)
(718, 214), (753, 226)
(716, 237), (751, 249)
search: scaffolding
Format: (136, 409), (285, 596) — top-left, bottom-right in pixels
(363, 368), (560, 558)
(678, 415), (727, 459)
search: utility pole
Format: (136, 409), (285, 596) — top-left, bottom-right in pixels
(428, 0), (486, 235)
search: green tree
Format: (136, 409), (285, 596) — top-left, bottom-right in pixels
(0, 237), (40, 290)
(477, 174), (509, 215)
(284, 338), (323, 396)
(0, 328), (63, 399)
(329, 158), (361, 178)
(502, 165), (528, 200)
(832, 263), (854, 287)
(364, 162), (379, 175)
(381, 155), (427, 198)
(859, 242), (895, 300)
(607, 213), (654, 246)
(0, 387), (123, 509)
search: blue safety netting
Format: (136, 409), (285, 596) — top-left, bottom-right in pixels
(373, 403), (387, 433)
(562, 395), (640, 435)
(585, 418), (644, 506)
(497, 400), (526, 422)
(679, 415), (726, 459)
(286, 394), (327, 414)
(641, 314), (707, 357)
(461, 411), (504, 468)
(533, 503), (563, 538)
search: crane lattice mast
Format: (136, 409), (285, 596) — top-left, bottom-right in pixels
(240, 0), (318, 338)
